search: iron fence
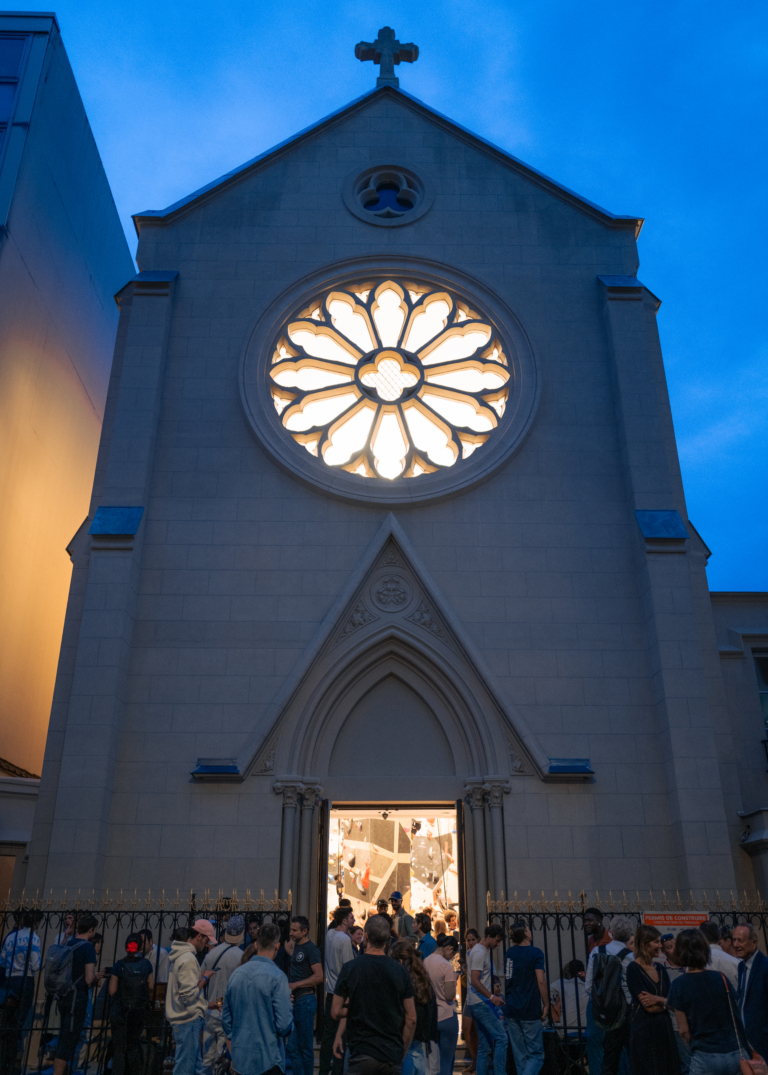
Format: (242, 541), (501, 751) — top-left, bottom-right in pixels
(487, 889), (768, 1073)
(0, 890), (292, 1074)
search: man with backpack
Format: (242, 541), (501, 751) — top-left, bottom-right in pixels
(585, 915), (634, 1075)
(108, 932), (155, 1075)
(199, 915), (248, 1074)
(46, 912), (99, 1075)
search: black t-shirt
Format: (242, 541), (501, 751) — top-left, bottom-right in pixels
(290, 940), (322, 996)
(668, 970), (747, 1054)
(335, 954), (415, 1063)
(274, 945), (291, 978)
(68, 938), (97, 995)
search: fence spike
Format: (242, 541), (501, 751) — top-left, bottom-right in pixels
(730, 890), (737, 911)
(689, 889), (696, 911)
(595, 890), (601, 912)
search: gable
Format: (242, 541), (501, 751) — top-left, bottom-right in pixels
(133, 86), (642, 240)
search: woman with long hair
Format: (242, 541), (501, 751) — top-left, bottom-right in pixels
(424, 935), (460, 1075)
(460, 930), (480, 1074)
(668, 929), (751, 1075)
(391, 942), (438, 1075)
(626, 924), (680, 1075)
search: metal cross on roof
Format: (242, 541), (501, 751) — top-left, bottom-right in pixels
(355, 26), (419, 88)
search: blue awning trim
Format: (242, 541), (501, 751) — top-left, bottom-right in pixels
(634, 510), (689, 540)
(88, 506), (144, 536)
(191, 762), (240, 775)
(548, 758), (594, 774)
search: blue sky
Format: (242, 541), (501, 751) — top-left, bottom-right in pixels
(52, 0), (766, 590)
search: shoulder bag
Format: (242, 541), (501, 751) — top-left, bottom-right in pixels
(722, 972), (768, 1075)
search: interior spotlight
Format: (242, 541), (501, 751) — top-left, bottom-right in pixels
(381, 810), (389, 820)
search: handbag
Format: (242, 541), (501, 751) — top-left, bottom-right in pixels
(721, 972), (768, 1075)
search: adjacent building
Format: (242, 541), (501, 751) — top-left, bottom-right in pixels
(0, 12), (134, 888)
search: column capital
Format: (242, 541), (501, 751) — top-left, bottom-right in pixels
(485, 782), (510, 807)
(301, 784), (324, 810)
(464, 783), (486, 811)
(273, 781), (303, 808)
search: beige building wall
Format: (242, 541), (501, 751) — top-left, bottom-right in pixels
(0, 14), (134, 773)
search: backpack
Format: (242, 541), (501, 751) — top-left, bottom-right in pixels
(43, 939), (87, 1005)
(117, 959), (150, 1011)
(590, 945), (630, 1030)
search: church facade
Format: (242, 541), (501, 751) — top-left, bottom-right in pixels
(26, 56), (768, 926)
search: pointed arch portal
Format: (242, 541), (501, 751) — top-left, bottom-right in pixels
(252, 513), (554, 930)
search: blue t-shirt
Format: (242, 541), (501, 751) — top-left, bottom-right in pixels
(418, 935), (437, 958)
(504, 945), (545, 1020)
(667, 970), (747, 1054)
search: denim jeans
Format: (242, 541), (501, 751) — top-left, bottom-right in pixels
(200, 1016), (226, 1074)
(506, 1017), (544, 1075)
(586, 1001), (605, 1075)
(689, 1049), (743, 1075)
(287, 993), (317, 1075)
(471, 1002), (507, 1075)
(437, 1014), (459, 1075)
(402, 1041), (425, 1075)
(172, 1015), (204, 1075)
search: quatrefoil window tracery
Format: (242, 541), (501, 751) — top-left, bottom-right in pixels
(269, 279), (510, 481)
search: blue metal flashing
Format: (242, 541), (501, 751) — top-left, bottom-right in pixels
(191, 759), (241, 781)
(548, 758), (594, 774)
(131, 270), (179, 282)
(634, 510), (689, 540)
(598, 275), (646, 288)
(133, 86), (643, 236)
(88, 506), (144, 536)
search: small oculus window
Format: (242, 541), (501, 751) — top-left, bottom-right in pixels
(343, 165), (434, 227)
(269, 277), (510, 481)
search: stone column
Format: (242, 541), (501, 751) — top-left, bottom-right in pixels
(275, 782), (302, 903)
(600, 276), (735, 890)
(297, 784), (322, 918)
(486, 782), (509, 901)
(466, 784), (488, 928)
(27, 272), (178, 893)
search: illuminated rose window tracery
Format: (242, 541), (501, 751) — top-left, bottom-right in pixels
(269, 279), (510, 480)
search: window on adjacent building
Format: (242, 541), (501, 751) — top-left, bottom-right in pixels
(0, 36), (28, 149)
(754, 650), (768, 727)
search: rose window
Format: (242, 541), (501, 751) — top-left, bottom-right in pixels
(269, 279), (510, 480)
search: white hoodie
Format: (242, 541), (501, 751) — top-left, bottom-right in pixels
(166, 940), (206, 1025)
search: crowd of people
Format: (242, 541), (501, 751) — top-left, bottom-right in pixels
(2, 900), (768, 1075)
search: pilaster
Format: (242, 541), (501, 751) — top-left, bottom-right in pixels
(486, 781), (509, 901)
(465, 783), (488, 924)
(297, 784), (323, 917)
(600, 275), (735, 890)
(275, 781), (302, 902)
(36, 272), (178, 892)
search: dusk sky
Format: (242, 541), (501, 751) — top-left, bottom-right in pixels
(49, 0), (765, 590)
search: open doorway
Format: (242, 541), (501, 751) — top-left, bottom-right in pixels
(326, 805), (462, 930)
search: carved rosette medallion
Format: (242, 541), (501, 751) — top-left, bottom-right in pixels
(371, 573), (411, 611)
